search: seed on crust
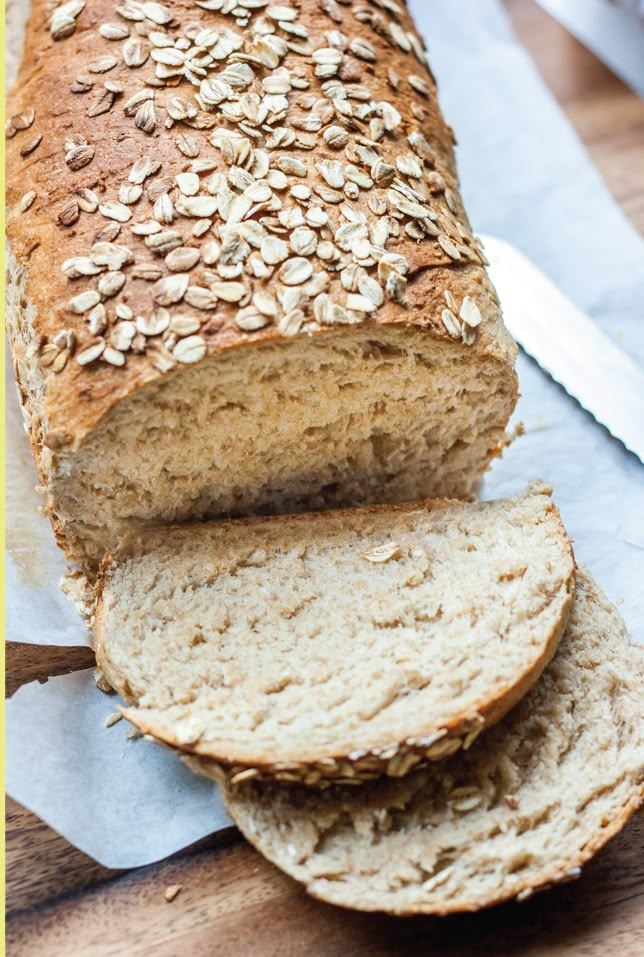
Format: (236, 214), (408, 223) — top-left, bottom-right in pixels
(442, 309), (462, 339)
(51, 1), (85, 41)
(170, 315), (202, 337)
(438, 235), (462, 261)
(173, 335), (207, 364)
(166, 247), (201, 272)
(69, 290), (101, 314)
(261, 235), (289, 265)
(350, 38), (377, 62)
(19, 191), (37, 213)
(100, 22), (130, 41)
(136, 309), (171, 337)
(123, 36), (149, 67)
(65, 143), (95, 170)
(175, 172), (200, 196)
(103, 345), (126, 366)
(74, 188), (100, 212)
(76, 339), (106, 365)
(210, 281), (246, 303)
(88, 55), (118, 74)
(279, 258), (314, 286)
(7, 109), (35, 134)
(98, 271), (126, 298)
(99, 202), (132, 223)
(62, 256), (101, 278)
(20, 134), (43, 157)
(88, 304), (107, 335)
(236, 308), (271, 332)
(153, 273), (190, 306)
(22, 0), (487, 377)
(460, 296), (482, 329)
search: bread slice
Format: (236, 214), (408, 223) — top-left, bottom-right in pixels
(95, 484), (574, 785)
(222, 567), (644, 915)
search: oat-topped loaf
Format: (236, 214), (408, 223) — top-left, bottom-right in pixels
(222, 566), (644, 914)
(6, 0), (517, 569)
(95, 486), (574, 786)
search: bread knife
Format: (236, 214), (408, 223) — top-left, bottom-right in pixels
(481, 234), (644, 464)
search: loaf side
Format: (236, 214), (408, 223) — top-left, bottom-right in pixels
(6, 0), (518, 566)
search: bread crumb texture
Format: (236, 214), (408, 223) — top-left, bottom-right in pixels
(222, 566), (644, 914)
(96, 487), (574, 782)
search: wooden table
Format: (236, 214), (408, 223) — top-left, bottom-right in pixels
(6, 2), (644, 953)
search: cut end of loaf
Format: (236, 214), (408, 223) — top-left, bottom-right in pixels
(50, 325), (517, 569)
(222, 566), (644, 915)
(95, 486), (574, 786)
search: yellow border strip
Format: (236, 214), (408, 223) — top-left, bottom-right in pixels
(2, 0), (8, 940)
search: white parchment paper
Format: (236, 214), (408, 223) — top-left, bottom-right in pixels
(6, 0), (644, 868)
(6, 368), (93, 647)
(6, 670), (232, 868)
(420, 0), (644, 640)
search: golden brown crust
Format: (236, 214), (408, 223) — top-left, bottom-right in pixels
(6, 0), (517, 451)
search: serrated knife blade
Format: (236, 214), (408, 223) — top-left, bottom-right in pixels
(481, 234), (644, 464)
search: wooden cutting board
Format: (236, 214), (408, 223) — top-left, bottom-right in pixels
(6, 2), (644, 954)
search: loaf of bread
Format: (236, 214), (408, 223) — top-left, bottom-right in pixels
(95, 486), (574, 785)
(222, 567), (644, 914)
(6, 0), (518, 570)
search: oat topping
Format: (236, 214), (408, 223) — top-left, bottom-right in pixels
(13, 0), (486, 375)
(19, 133), (43, 157)
(49, 0), (85, 41)
(460, 295), (482, 329)
(362, 542), (402, 564)
(5, 108), (35, 137)
(441, 308), (461, 340)
(19, 191), (37, 213)
(163, 884), (183, 903)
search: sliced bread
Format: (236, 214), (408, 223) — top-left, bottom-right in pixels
(222, 566), (644, 915)
(95, 484), (574, 785)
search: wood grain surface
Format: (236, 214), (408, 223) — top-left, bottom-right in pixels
(506, 0), (644, 235)
(6, 2), (644, 954)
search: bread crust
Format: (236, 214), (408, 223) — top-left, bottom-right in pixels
(6, 0), (517, 564)
(93, 487), (575, 785)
